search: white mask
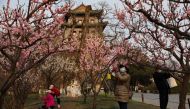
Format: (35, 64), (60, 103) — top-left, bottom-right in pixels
(157, 70), (162, 73)
(120, 67), (126, 73)
(112, 72), (115, 77)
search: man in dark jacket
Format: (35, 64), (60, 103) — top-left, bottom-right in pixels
(153, 69), (171, 109)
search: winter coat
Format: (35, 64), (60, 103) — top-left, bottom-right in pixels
(51, 87), (60, 96)
(153, 72), (171, 93)
(114, 72), (131, 102)
(43, 93), (55, 107)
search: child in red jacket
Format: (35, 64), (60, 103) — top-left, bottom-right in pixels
(49, 85), (61, 109)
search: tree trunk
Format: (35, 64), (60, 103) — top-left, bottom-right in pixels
(83, 94), (87, 103)
(65, 87), (67, 95)
(92, 93), (97, 109)
(0, 91), (6, 109)
(91, 72), (109, 109)
(13, 79), (31, 109)
(0, 72), (20, 109)
(178, 73), (190, 109)
(14, 100), (25, 109)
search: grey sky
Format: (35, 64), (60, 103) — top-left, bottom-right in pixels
(0, 0), (123, 9)
(74, 0), (123, 8)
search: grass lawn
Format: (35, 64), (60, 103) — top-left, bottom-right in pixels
(24, 94), (160, 109)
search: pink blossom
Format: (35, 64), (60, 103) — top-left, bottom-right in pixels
(42, 0), (48, 3)
(21, 50), (30, 59)
(116, 10), (126, 21)
(16, 62), (21, 68)
(39, 6), (45, 10)
(32, 0), (39, 3)
(55, 8), (63, 14)
(186, 9), (190, 15)
(55, 16), (64, 24)
(47, 4), (51, 9)
(166, 12), (173, 18)
(181, 13), (187, 19)
(12, 28), (21, 34)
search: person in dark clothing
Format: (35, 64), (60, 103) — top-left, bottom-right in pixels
(153, 69), (171, 109)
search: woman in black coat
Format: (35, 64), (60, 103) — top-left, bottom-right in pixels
(153, 70), (171, 109)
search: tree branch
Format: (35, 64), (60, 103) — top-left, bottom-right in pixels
(169, 0), (190, 3)
(135, 9), (190, 40)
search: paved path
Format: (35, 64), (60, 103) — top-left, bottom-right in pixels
(132, 93), (190, 109)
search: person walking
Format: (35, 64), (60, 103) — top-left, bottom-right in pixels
(153, 69), (171, 109)
(114, 64), (131, 109)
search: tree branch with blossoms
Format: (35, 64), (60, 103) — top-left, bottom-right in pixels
(169, 0), (190, 3)
(0, 0), (78, 108)
(117, 1), (190, 109)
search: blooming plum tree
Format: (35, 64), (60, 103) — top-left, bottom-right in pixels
(117, 0), (190, 109)
(0, 0), (78, 108)
(79, 34), (130, 109)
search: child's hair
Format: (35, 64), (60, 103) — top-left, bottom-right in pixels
(49, 84), (54, 90)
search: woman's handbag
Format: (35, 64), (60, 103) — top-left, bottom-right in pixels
(167, 77), (177, 88)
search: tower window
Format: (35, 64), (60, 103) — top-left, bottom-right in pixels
(91, 30), (95, 35)
(73, 31), (77, 36)
(78, 20), (83, 24)
(79, 31), (82, 35)
(91, 19), (95, 23)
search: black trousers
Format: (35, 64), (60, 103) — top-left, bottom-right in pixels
(49, 106), (54, 109)
(55, 96), (61, 104)
(118, 101), (128, 109)
(41, 105), (54, 109)
(159, 90), (169, 109)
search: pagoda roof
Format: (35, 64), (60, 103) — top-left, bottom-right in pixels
(71, 3), (92, 13)
(66, 4), (103, 17)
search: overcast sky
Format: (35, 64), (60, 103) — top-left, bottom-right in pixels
(0, 0), (123, 9)
(74, 0), (123, 8)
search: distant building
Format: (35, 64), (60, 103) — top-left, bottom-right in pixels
(63, 3), (107, 41)
(61, 4), (108, 97)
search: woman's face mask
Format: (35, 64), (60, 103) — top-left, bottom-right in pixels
(120, 67), (126, 73)
(157, 69), (162, 72)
